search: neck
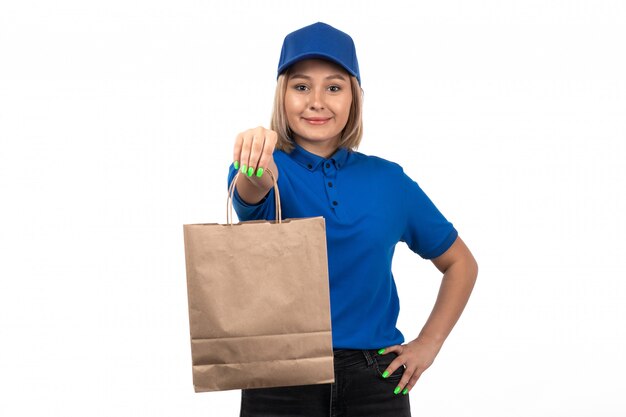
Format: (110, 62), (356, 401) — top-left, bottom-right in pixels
(294, 137), (340, 159)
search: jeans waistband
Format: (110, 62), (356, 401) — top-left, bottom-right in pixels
(332, 348), (378, 369)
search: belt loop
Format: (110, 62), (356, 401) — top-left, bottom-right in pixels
(362, 349), (375, 367)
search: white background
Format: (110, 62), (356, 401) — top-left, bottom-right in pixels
(1, 1), (625, 416)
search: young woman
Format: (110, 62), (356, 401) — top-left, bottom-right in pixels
(227, 22), (478, 417)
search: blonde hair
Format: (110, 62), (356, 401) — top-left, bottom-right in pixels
(270, 69), (364, 153)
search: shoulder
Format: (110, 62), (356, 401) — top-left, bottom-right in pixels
(348, 150), (406, 177)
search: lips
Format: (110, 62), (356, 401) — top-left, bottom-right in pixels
(303, 117), (332, 125)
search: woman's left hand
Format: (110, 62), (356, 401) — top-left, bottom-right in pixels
(378, 337), (443, 395)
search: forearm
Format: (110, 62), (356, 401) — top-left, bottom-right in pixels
(417, 258), (478, 348)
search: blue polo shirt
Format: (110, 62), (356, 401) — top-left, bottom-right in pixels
(227, 142), (458, 349)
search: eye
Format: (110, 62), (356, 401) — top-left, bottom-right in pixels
(328, 85), (341, 92)
(294, 84), (309, 92)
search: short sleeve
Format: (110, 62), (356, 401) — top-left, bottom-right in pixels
(399, 168), (458, 259)
(227, 164), (276, 221)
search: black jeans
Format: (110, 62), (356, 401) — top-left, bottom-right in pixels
(240, 349), (411, 417)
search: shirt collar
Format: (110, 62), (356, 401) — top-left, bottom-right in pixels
(289, 141), (350, 171)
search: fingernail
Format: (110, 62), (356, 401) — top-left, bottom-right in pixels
(234, 161), (239, 170)
(377, 348), (385, 355)
(382, 371), (389, 378)
(241, 164), (247, 173)
(402, 388), (408, 395)
(247, 166), (254, 177)
(256, 167), (264, 178)
(394, 386), (401, 395)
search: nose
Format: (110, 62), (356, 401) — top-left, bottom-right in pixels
(309, 87), (325, 110)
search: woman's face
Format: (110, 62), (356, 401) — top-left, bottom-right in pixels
(285, 59), (352, 153)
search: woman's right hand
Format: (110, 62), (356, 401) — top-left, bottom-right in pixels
(233, 126), (278, 179)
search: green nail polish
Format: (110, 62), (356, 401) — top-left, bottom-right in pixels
(234, 161), (239, 170)
(256, 167), (264, 177)
(377, 348), (385, 355)
(394, 386), (401, 395)
(247, 166), (254, 177)
(382, 371), (389, 378)
(402, 388), (409, 395)
(241, 164), (247, 173)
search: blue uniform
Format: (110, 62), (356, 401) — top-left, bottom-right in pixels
(227, 142), (457, 349)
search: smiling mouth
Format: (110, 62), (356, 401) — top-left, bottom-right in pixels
(303, 117), (331, 125)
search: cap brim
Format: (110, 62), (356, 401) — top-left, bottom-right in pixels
(277, 52), (359, 80)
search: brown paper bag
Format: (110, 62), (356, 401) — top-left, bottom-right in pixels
(183, 170), (334, 392)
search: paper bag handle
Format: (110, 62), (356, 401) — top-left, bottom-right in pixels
(227, 168), (282, 225)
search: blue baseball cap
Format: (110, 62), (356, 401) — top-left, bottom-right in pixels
(277, 22), (361, 85)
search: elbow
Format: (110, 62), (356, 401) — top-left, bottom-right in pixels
(468, 255), (478, 284)
(470, 258), (478, 282)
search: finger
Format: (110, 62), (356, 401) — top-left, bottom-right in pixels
(239, 133), (253, 174)
(397, 369), (423, 395)
(381, 356), (407, 380)
(247, 133), (266, 177)
(377, 344), (403, 355)
(233, 134), (244, 170)
(393, 367), (414, 395)
(255, 131), (277, 178)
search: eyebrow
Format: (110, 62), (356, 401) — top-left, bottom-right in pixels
(290, 73), (348, 81)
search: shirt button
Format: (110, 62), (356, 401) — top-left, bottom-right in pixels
(307, 163), (313, 169)
(325, 163), (330, 168)
(332, 201), (338, 206)
(328, 182), (333, 187)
